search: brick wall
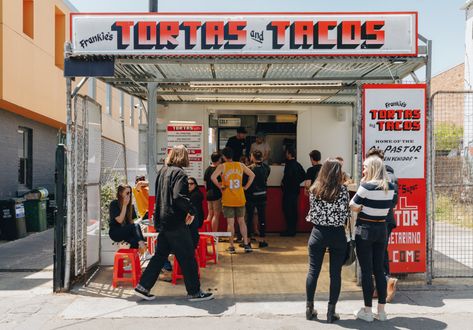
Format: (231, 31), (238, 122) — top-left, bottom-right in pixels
(0, 109), (58, 199)
(431, 63), (465, 127)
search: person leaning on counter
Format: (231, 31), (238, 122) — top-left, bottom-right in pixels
(226, 126), (248, 161)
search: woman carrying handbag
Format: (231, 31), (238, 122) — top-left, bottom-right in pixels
(305, 159), (350, 323)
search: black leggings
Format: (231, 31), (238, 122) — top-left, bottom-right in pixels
(109, 223), (145, 249)
(355, 221), (387, 306)
(306, 225), (346, 305)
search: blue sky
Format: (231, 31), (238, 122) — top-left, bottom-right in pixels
(69, 0), (467, 76)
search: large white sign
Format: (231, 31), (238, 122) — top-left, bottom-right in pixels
(362, 84), (426, 179)
(167, 125), (204, 179)
(70, 13), (417, 56)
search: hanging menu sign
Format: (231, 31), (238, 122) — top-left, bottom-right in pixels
(362, 84), (427, 273)
(167, 125), (204, 179)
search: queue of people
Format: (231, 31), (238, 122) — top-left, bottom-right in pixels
(108, 127), (399, 318)
(305, 147), (398, 323)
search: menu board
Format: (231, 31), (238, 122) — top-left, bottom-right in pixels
(363, 84), (427, 273)
(167, 125), (204, 179)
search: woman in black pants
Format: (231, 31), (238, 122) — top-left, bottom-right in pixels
(108, 184), (151, 260)
(350, 155), (396, 322)
(305, 159), (350, 323)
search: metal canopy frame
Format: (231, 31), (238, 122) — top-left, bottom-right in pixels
(63, 21), (433, 288)
(93, 47), (429, 105)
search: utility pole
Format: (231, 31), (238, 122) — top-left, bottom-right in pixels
(149, 0), (158, 12)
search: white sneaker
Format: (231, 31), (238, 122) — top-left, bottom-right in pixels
(142, 251), (153, 261)
(375, 311), (388, 321)
(354, 308), (374, 322)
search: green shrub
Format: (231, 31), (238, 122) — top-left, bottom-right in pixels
(434, 123), (463, 151)
(100, 174), (125, 232)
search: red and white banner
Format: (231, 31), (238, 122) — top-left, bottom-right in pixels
(70, 12), (417, 56)
(362, 84), (427, 273)
(167, 125), (204, 179)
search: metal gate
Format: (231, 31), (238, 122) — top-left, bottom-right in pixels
(67, 94), (102, 285)
(431, 91), (473, 278)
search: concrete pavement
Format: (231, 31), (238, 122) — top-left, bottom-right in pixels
(1, 233), (473, 329)
(1, 267), (473, 329)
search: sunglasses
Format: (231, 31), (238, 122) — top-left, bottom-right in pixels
(188, 182), (196, 185)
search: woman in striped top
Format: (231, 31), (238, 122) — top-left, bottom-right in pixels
(350, 156), (395, 322)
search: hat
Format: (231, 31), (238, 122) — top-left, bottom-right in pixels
(256, 131), (265, 138)
(237, 127), (247, 134)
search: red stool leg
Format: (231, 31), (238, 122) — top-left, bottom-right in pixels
(198, 238), (207, 268)
(131, 251), (142, 287)
(206, 236), (217, 264)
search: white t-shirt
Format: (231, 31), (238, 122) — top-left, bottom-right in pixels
(250, 142), (271, 157)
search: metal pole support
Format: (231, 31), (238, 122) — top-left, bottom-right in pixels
(147, 83), (159, 206)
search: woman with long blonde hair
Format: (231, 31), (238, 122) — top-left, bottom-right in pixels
(350, 155), (396, 322)
(305, 159), (350, 323)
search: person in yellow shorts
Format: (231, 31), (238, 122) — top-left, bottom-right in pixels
(211, 147), (255, 253)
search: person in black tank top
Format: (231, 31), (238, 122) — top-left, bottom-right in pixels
(203, 152), (222, 231)
(246, 150), (271, 248)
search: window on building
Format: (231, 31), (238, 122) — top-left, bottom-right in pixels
(120, 91), (124, 118)
(23, 0), (34, 39)
(139, 104), (143, 124)
(106, 84), (112, 115)
(88, 78), (96, 99)
(55, 7), (65, 69)
(18, 127), (33, 189)
(130, 96), (135, 126)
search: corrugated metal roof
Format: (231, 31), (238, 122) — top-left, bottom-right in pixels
(90, 54), (427, 105)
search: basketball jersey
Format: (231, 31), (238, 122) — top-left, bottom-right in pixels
(221, 162), (246, 207)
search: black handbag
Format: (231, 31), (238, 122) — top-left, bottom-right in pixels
(344, 219), (356, 266)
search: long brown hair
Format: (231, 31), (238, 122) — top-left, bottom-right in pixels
(309, 158), (343, 202)
(117, 184), (133, 224)
(166, 145), (190, 167)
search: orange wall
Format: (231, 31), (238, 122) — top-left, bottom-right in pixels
(0, 0), (137, 133)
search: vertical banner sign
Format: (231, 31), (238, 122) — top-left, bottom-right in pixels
(167, 125), (204, 179)
(362, 84), (427, 273)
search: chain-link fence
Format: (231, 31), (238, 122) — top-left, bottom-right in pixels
(432, 91), (473, 278)
(69, 95), (103, 282)
(71, 95), (88, 278)
(100, 138), (127, 232)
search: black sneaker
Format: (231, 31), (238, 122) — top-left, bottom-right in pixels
(244, 244), (253, 253)
(188, 290), (215, 302)
(134, 285), (156, 301)
(259, 241), (268, 248)
(226, 246), (236, 254)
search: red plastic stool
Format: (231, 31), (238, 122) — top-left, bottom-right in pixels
(146, 225), (157, 254)
(112, 248), (142, 288)
(198, 219), (212, 233)
(198, 234), (217, 268)
(171, 251), (201, 285)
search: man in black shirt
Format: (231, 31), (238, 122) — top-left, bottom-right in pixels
(281, 146), (306, 237)
(225, 126), (247, 161)
(304, 149), (322, 194)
